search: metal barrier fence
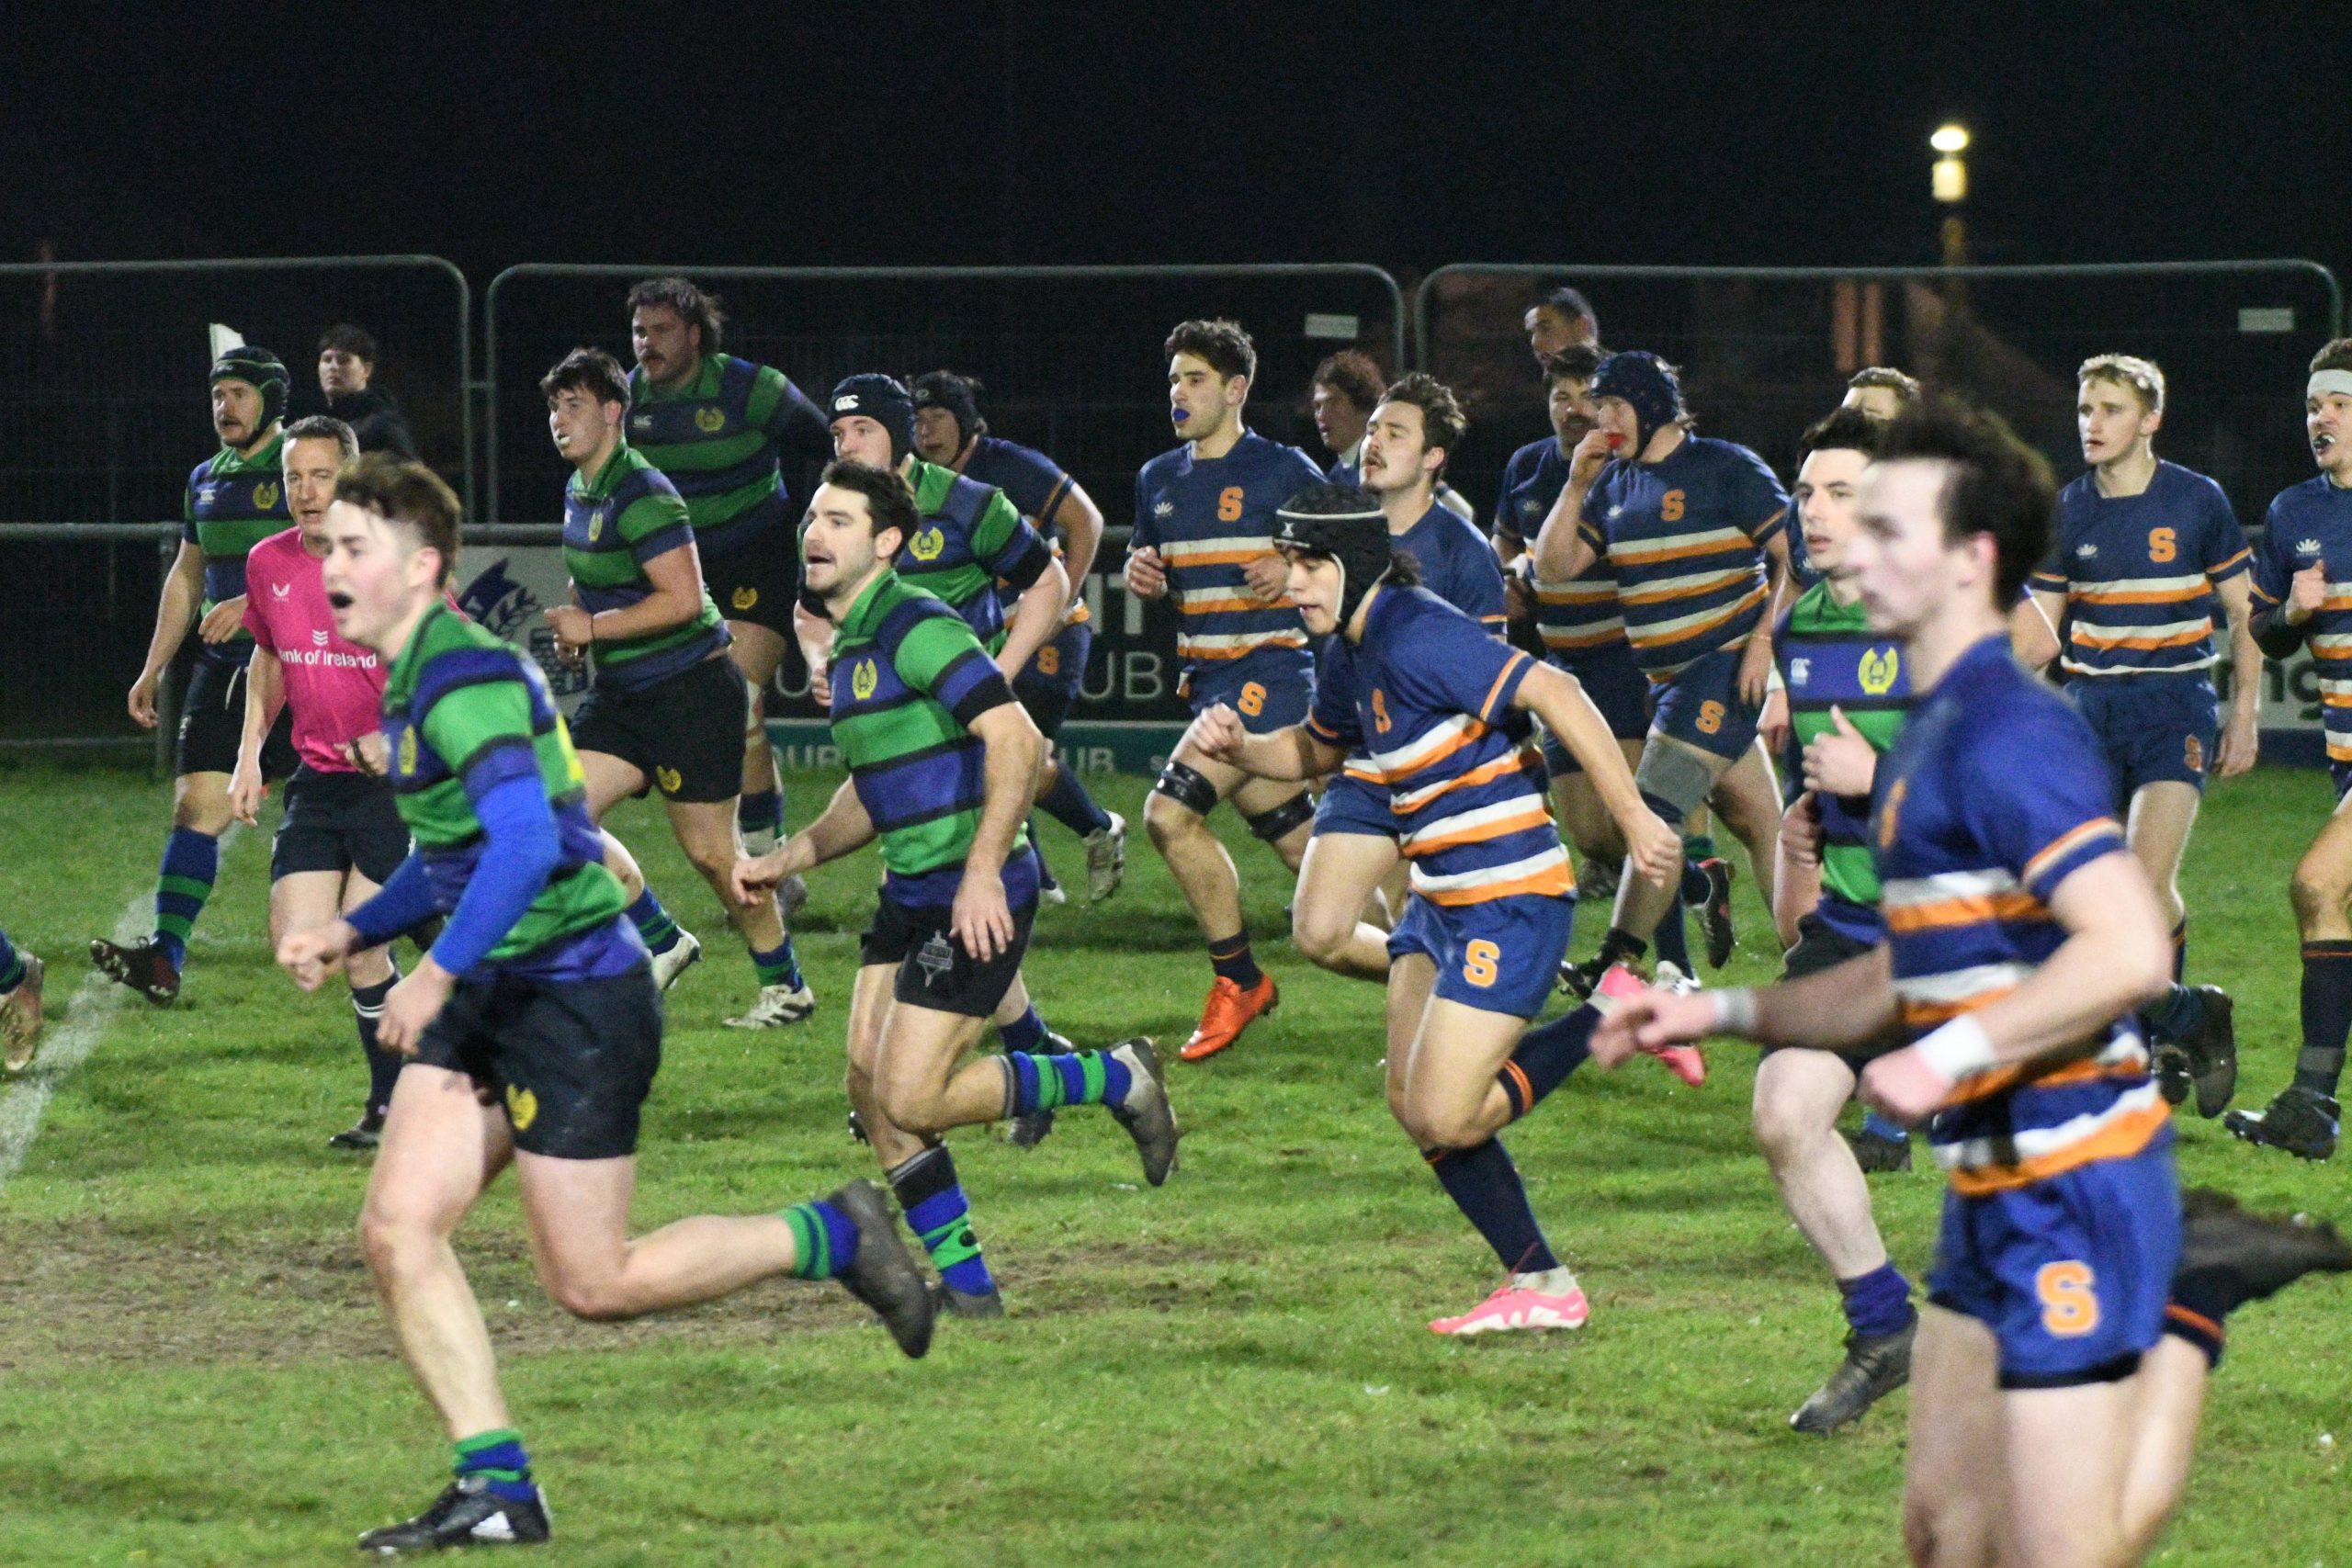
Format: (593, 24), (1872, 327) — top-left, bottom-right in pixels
(1416, 261), (2344, 531)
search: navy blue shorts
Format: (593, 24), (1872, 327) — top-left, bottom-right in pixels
(1387, 890), (1575, 1019)
(1013, 620), (1092, 738)
(1648, 644), (1762, 762)
(1925, 1133), (2179, 1388)
(1313, 769), (1395, 838)
(1543, 642), (1653, 776)
(1182, 648), (1314, 734)
(2067, 674), (2217, 799)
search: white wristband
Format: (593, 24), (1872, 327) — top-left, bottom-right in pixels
(1712, 987), (1759, 1036)
(1914, 1014), (1997, 1081)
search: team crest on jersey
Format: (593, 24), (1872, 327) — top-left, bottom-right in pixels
(908, 525), (945, 562)
(588, 507), (607, 543)
(851, 658), (879, 701)
(397, 727), (418, 775)
(657, 765), (684, 795)
(731, 585), (759, 611)
(1859, 647), (1900, 695)
(253, 481), (280, 511)
(695, 406), (726, 434)
(504, 1083), (537, 1132)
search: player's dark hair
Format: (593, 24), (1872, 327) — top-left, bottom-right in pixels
(1536, 286), (1599, 333)
(1845, 366), (1920, 403)
(539, 347), (630, 408)
(1541, 344), (1605, 386)
(819, 458), (918, 558)
(1799, 407), (1883, 462)
(1311, 350), (1385, 413)
(1385, 549), (1423, 589)
(2311, 338), (2352, 377)
(283, 413), (359, 461)
(1165, 319), (1256, 385)
(1876, 399), (2054, 607)
(910, 369), (989, 443)
(316, 323), (378, 364)
(627, 276), (725, 354)
(334, 453), (463, 586)
(1376, 372), (1469, 473)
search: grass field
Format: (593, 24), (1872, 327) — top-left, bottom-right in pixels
(0, 760), (2346, 1567)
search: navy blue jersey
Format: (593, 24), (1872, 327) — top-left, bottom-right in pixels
(2029, 461), (2250, 679)
(1503, 437), (1632, 661)
(963, 435), (1076, 529)
(1133, 430), (1323, 673)
(2251, 475), (2352, 767)
(1393, 503), (1507, 632)
(1582, 434), (1787, 680)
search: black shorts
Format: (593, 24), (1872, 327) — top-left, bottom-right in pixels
(1777, 912), (1883, 1076)
(410, 965), (662, 1159)
(570, 653), (746, 804)
(271, 766), (412, 884)
(177, 657), (298, 780)
(703, 536), (799, 638)
(860, 894), (1036, 1018)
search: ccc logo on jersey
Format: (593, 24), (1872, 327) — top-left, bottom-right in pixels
(909, 525), (945, 562)
(695, 406), (727, 434)
(504, 1083), (538, 1133)
(252, 480), (281, 512)
(851, 658), (880, 701)
(1859, 647), (1901, 695)
(731, 585), (759, 612)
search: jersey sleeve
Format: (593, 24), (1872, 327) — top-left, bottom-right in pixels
(1729, 445), (1790, 547)
(616, 483), (695, 568)
(1440, 523), (1509, 630)
(748, 365), (833, 463)
(2250, 495), (2295, 608)
(414, 654), (541, 794)
(986, 444), (1075, 525)
(972, 489), (1054, 592)
(1306, 645), (1363, 750)
(1577, 467), (1615, 555)
(2198, 478), (2252, 581)
(890, 608), (1015, 726)
(1962, 701), (2127, 906)
(242, 585), (275, 649)
(2027, 525), (2069, 596)
(1404, 601), (1535, 726)
(181, 463), (202, 543)
(1129, 468), (1157, 552)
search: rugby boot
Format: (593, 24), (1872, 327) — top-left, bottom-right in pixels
(1179, 974), (1277, 1062)
(2153, 1043), (2193, 1109)
(1107, 1038), (1182, 1185)
(1083, 811), (1128, 902)
(2175, 1186), (2352, 1312)
(649, 927), (702, 993)
(779, 873), (810, 921)
(1844, 1126), (1914, 1175)
(89, 936), (179, 1005)
(826, 1179), (935, 1359)
(329, 1109), (386, 1152)
(2224, 1086), (2340, 1161)
(2179, 985), (2238, 1118)
(725, 981), (816, 1029)
(1430, 1271), (1590, 1336)
(1790, 1316), (1916, 1434)
(356, 1474), (551, 1553)
(1691, 856), (1738, 968)
(933, 1279), (1007, 1319)
(1593, 963), (1707, 1087)
(1037, 863), (1068, 908)
(1, 951), (45, 1073)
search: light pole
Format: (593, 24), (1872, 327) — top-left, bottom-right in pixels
(1931, 123), (1970, 265)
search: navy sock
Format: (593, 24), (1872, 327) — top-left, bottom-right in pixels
(737, 787), (784, 840)
(2145, 983), (2205, 1044)
(1208, 931), (1263, 989)
(153, 826), (220, 968)
(2163, 1272), (2231, 1370)
(0, 927), (20, 994)
(1424, 1138), (1559, 1275)
(625, 888), (681, 956)
(1000, 1005), (1047, 1054)
(1859, 1109), (1908, 1143)
(1596, 927), (1647, 972)
(752, 939), (804, 992)
(453, 1428), (537, 1505)
(2171, 919), (2188, 984)
(781, 1196), (860, 1280)
(1040, 764), (1113, 836)
(1837, 1262), (1915, 1339)
(890, 1147), (995, 1297)
(2296, 942), (2352, 1097)
(1652, 897), (1692, 973)
(351, 969), (402, 1121)
(1002, 1047), (1133, 1114)
(1498, 1007), (1595, 1120)
(1679, 860), (1711, 903)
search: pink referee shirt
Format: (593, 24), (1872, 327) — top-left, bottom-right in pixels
(241, 526), (388, 773)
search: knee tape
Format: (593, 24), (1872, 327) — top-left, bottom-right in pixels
(1634, 741), (1716, 825)
(1152, 759), (1219, 817)
(1243, 790), (1317, 842)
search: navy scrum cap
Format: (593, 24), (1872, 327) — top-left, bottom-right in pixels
(829, 373), (914, 461)
(1273, 481), (1391, 627)
(1589, 350), (1682, 455)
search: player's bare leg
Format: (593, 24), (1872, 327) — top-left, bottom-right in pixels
(729, 623), (790, 852)
(666, 795), (808, 1027)
(1292, 829), (1399, 981)
(1597, 736), (1731, 970)
(2235, 797), (2352, 1154)
(1899, 1306), (2006, 1568)
(1147, 740), (1306, 1059)
(272, 866), (399, 1145)
(2129, 781), (2235, 1114)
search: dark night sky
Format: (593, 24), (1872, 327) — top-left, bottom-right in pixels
(5, 3), (2346, 281)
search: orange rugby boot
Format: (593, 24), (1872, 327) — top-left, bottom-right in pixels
(1179, 974), (1279, 1062)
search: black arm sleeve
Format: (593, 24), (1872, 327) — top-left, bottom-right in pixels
(2252, 605), (2308, 660)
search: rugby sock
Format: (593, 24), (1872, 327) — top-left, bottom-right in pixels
(1039, 764), (1114, 836)
(1837, 1262), (1915, 1339)
(624, 888), (681, 957)
(351, 970), (402, 1121)
(1859, 1110), (1909, 1144)
(999, 1005), (1047, 1055)
(1424, 1138), (1559, 1274)
(1651, 899), (1693, 973)
(2165, 1269), (2236, 1370)
(0, 929), (21, 994)
(736, 787), (784, 842)
(2295, 941), (2352, 1097)
(1208, 931), (1263, 989)
(1594, 928), (1647, 973)
(2144, 984), (2206, 1044)
(152, 827), (219, 969)
(1679, 859), (1712, 904)
(453, 1428), (537, 1506)
(889, 1147), (995, 1297)
(752, 938), (805, 993)
(1497, 1008), (1596, 1120)
(1001, 1046), (1134, 1114)
(781, 1197), (860, 1281)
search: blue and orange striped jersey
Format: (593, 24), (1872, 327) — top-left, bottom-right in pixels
(1133, 430), (1323, 672)
(1503, 439), (1632, 661)
(2028, 461), (2249, 679)
(1871, 634), (2158, 1198)
(1306, 587), (1568, 907)
(2251, 475), (2352, 766)
(1394, 502), (1508, 633)
(1578, 434), (1787, 680)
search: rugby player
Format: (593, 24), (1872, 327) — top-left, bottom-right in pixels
(1126, 319), (1325, 1060)
(624, 277), (831, 859)
(0, 926), (41, 1074)
(278, 455), (933, 1555)
(94, 346), (296, 1003)
(2230, 336), (2352, 1159)
(1593, 400), (2352, 1568)
(1312, 350), (1473, 523)
(226, 415), (412, 1148)
(1532, 352), (1792, 989)
(1522, 286), (1599, 364)
(910, 369), (1126, 904)
(541, 349), (810, 1028)
(1290, 379), (1505, 987)
(2024, 355), (2250, 1116)
(1841, 367), (1921, 423)
(1193, 487), (1684, 1334)
(736, 461), (1179, 1317)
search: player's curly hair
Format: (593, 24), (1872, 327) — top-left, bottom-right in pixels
(334, 453), (463, 585)
(1541, 344), (1605, 385)
(1845, 366), (1920, 404)
(819, 457), (919, 558)
(1165, 319), (1256, 385)
(1376, 372), (1468, 475)
(1311, 350), (1385, 414)
(1877, 399), (2054, 607)
(627, 276), (725, 355)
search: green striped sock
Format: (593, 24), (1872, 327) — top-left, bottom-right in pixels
(782, 1199), (856, 1280)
